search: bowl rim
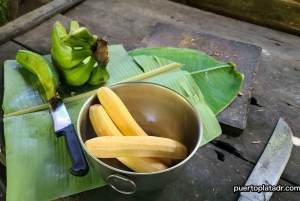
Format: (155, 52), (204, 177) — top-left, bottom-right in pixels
(77, 81), (203, 175)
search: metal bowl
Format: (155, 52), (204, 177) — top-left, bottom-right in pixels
(77, 82), (202, 194)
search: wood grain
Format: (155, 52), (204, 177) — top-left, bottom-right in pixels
(0, 0), (299, 200)
(0, 0), (85, 46)
(55, 144), (300, 201)
(171, 0), (300, 36)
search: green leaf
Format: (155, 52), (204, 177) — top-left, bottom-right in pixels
(133, 55), (221, 145)
(129, 47), (244, 114)
(4, 99), (106, 201)
(129, 47), (225, 72)
(3, 60), (47, 114)
(191, 63), (244, 114)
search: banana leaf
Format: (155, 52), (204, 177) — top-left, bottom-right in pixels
(4, 99), (106, 201)
(129, 47), (244, 114)
(3, 44), (241, 201)
(133, 55), (221, 144)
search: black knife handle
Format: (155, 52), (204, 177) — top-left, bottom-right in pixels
(57, 124), (89, 177)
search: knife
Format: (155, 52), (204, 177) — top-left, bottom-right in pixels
(238, 117), (293, 201)
(49, 98), (89, 176)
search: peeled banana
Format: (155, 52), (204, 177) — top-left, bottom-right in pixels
(85, 136), (188, 159)
(97, 87), (148, 136)
(117, 157), (168, 173)
(16, 50), (59, 101)
(89, 104), (169, 172)
(89, 104), (123, 137)
(97, 87), (174, 167)
(51, 20), (110, 86)
(89, 89), (185, 172)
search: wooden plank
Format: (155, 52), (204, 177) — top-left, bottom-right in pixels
(210, 25), (300, 186)
(0, 1), (298, 200)
(137, 23), (261, 134)
(215, 95), (300, 186)
(18, 0), (53, 18)
(63, 0), (300, 54)
(13, 14), (131, 55)
(55, 144), (300, 201)
(0, 0), (85, 46)
(64, 0), (161, 51)
(170, 0), (300, 36)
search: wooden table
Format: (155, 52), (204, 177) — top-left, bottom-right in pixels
(1, 0), (300, 200)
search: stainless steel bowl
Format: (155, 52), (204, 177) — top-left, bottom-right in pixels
(77, 82), (203, 194)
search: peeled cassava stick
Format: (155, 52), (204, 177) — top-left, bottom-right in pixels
(89, 104), (168, 172)
(85, 136), (188, 159)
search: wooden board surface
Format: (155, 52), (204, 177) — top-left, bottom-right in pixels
(57, 144), (298, 201)
(171, 0), (300, 36)
(54, 144), (300, 201)
(12, 13), (131, 55)
(137, 23), (261, 134)
(216, 95), (300, 186)
(0, 0), (85, 46)
(1, 0), (300, 200)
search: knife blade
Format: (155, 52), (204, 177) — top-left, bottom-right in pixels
(238, 117), (293, 201)
(49, 98), (89, 176)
